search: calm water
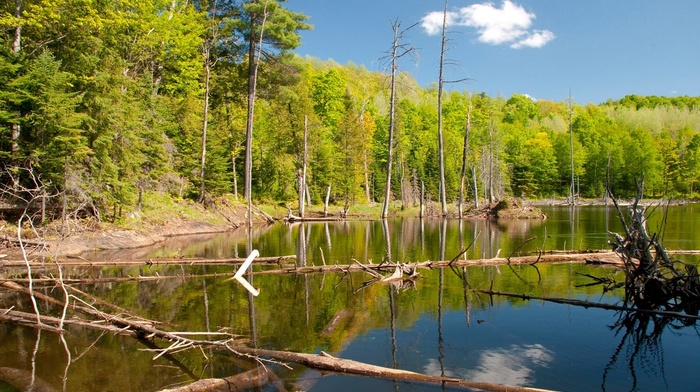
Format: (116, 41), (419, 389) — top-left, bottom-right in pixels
(1, 204), (699, 391)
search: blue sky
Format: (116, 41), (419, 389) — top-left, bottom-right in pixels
(285, 0), (700, 104)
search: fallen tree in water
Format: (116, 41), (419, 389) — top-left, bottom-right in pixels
(606, 186), (700, 315)
(0, 283), (554, 392)
(0, 250), (626, 287)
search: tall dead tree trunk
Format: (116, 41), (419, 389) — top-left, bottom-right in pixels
(324, 183), (331, 217)
(244, 1), (269, 227)
(298, 115), (309, 217)
(10, 0), (22, 155)
(487, 115), (495, 203)
(458, 97), (472, 217)
(197, 44), (212, 203)
(471, 164), (479, 209)
(381, 21), (416, 219)
(419, 181), (425, 218)
(437, 0), (449, 217)
(568, 90), (575, 206)
(381, 46), (395, 219)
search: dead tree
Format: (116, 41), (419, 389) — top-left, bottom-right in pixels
(458, 97), (472, 217)
(608, 185), (700, 313)
(436, 0), (449, 217)
(381, 20), (417, 219)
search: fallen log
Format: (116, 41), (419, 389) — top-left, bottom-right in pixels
(285, 216), (342, 223)
(0, 255), (297, 268)
(228, 347), (555, 392)
(3, 305), (553, 392)
(0, 252), (624, 286)
(252, 251), (623, 275)
(1, 273), (226, 285)
(159, 367), (274, 392)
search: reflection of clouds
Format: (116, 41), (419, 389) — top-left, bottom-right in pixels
(423, 358), (456, 378)
(423, 344), (554, 387)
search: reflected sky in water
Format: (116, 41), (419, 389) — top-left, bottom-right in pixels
(2, 205), (700, 391)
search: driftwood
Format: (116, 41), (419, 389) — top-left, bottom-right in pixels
(1, 298), (551, 392)
(285, 216), (342, 223)
(0, 251), (623, 287)
(284, 206), (342, 222)
(252, 251), (622, 276)
(159, 367), (274, 392)
(222, 347), (555, 392)
(1, 234), (46, 247)
(1, 273), (228, 285)
(0, 255), (296, 268)
(606, 187), (700, 314)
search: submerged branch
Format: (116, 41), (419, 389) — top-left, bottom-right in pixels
(477, 289), (700, 320)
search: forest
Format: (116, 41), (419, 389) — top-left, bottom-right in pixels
(3, 0), (700, 224)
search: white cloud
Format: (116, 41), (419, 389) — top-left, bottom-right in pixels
(511, 30), (556, 49)
(459, 0), (532, 44)
(421, 1), (555, 49)
(421, 10), (458, 36)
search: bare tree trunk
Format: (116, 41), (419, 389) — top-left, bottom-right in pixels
(197, 45), (212, 203)
(299, 115), (308, 217)
(381, 29), (397, 219)
(568, 90), (575, 206)
(381, 20), (416, 218)
(232, 154), (238, 200)
(10, 0), (22, 155)
(364, 150), (371, 203)
(437, 0), (449, 217)
(419, 181), (425, 218)
(458, 97), (472, 217)
(488, 120), (495, 203)
(244, 1), (270, 227)
(324, 183), (331, 217)
(305, 182), (311, 207)
(471, 165), (479, 209)
(357, 101), (372, 204)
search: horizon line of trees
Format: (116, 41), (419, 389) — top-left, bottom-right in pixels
(3, 1), (700, 224)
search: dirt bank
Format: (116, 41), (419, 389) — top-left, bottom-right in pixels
(47, 220), (235, 257)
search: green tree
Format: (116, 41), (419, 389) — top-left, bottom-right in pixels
(10, 51), (88, 186)
(231, 0), (310, 213)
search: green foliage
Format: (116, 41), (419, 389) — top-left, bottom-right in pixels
(2, 0), (700, 224)
(11, 51), (89, 185)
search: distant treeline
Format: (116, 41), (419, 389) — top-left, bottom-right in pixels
(605, 94), (700, 110)
(1, 1), (699, 222)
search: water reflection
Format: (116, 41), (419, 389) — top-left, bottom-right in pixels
(602, 310), (699, 392)
(3, 205), (700, 391)
(423, 344), (555, 387)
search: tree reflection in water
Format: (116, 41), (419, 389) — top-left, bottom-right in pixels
(602, 310), (698, 392)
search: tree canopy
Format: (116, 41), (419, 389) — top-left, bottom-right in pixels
(2, 2), (700, 224)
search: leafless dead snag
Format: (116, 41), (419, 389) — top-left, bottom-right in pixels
(608, 187), (700, 315)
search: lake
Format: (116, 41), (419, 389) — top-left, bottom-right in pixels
(1, 203), (699, 391)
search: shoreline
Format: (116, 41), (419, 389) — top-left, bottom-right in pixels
(2, 198), (698, 260)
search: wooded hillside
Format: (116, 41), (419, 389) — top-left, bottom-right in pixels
(2, 1), (700, 224)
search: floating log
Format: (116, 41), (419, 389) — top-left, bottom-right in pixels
(159, 367), (273, 392)
(0, 255), (297, 268)
(227, 347), (555, 392)
(0, 251), (624, 286)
